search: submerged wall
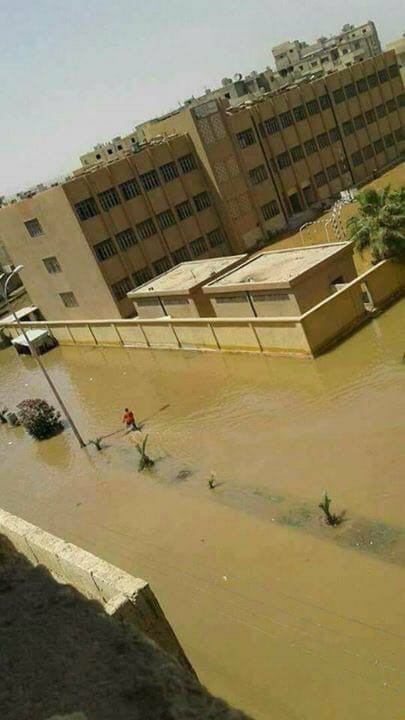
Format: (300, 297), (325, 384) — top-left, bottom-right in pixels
(1, 260), (404, 358)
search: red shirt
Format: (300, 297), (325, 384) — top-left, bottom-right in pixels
(123, 411), (135, 424)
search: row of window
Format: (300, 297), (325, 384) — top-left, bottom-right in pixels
(351, 132), (399, 167)
(74, 153), (197, 220)
(235, 82), (402, 151)
(332, 64), (399, 104)
(342, 97), (401, 136)
(271, 126), (341, 171)
(110, 228), (227, 300)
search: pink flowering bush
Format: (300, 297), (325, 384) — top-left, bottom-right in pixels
(17, 399), (63, 440)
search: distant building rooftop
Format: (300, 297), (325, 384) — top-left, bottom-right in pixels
(204, 243), (352, 292)
(128, 256), (246, 298)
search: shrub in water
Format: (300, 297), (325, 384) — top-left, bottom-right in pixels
(17, 399), (63, 440)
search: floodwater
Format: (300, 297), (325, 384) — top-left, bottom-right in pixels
(1, 299), (405, 720)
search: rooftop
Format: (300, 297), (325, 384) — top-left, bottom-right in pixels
(204, 243), (351, 292)
(128, 256), (246, 298)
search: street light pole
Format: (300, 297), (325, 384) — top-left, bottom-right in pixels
(1, 266), (86, 448)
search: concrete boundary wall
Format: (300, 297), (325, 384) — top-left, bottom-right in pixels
(0, 507), (194, 673)
(1, 260), (404, 358)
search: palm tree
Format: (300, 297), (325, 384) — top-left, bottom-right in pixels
(347, 185), (405, 262)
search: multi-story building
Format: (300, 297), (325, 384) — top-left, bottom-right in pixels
(272, 21), (382, 81)
(386, 35), (405, 83)
(78, 131), (143, 171)
(136, 51), (404, 252)
(0, 134), (234, 320)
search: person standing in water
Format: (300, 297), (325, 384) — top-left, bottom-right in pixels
(122, 408), (138, 431)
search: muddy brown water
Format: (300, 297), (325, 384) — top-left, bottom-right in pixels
(1, 299), (405, 720)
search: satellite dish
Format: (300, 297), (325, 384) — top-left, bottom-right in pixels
(233, 73), (243, 82)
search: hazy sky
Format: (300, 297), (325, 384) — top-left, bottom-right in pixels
(1, 0), (403, 195)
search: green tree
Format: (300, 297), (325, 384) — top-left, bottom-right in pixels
(347, 186), (405, 262)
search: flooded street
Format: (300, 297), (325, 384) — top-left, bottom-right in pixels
(1, 299), (405, 720)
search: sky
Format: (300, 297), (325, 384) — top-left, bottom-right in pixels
(1, 0), (403, 195)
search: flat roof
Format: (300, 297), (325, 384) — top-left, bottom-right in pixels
(11, 329), (49, 348)
(128, 256), (246, 298)
(0, 306), (38, 324)
(204, 243), (351, 293)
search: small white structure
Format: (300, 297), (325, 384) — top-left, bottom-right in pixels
(11, 329), (56, 355)
(128, 256), (246, 318)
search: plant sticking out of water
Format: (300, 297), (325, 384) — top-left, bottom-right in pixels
(88, 437), (103, 452)
(319, 492), (345, 527)
(208, 471), (216, 489)
(136, 435), (155, 471)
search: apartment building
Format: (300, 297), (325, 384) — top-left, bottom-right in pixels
(386, 35), (405, 83)
(138, 51), (404, 252)
(0, 135), (234, 320)
(79, 130), (144, 170)
(273, 21), (382, 81)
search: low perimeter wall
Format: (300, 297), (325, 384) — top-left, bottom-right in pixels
(1, 260), (404, 358)
(0, 507), (194, 674)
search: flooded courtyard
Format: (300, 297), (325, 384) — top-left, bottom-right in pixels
(1, 298), (405, 720)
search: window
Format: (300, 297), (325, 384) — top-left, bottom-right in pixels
(60, 292), (78, 308)
(111, 277), (133, 300)
(261, 200), (280, 220)
(376, 104), (387, 119)
(74, 198), (99, 221)
(94, 238), (117, 261)
(304, 138), (317, 155)
(276, 151), (291, 169)
(193, 191), (211, 212)
(362, 144), (374, 160)
(306, 99), (320, 115)
(333, 88), (345, 104)
(24, 218), (44, 237)
(279, 110), (294, 128)
(291, 145), (305, 162)
(395, 127), (404, 142)
(178, 154), (196, 173)
(249, 164), (268, 185)
(384, 133), (394, 148)
(342, 120), (354, 136)
(319, 93), (331, 110)
(386, 98), (397, 113)
(263, 116), (280, 135)
(139, 169), (161, 191)
(389, 64), (399, 78)
(98, 188), (121, 211)
(153, 256), (172, 275)
(314, 170), (327, 187)
(172, 246), (190, 264)
(311, 61), (318, 68)
(133, 267), (152, 286)
(367, 73), (378, 89)
(236, 128), (256, 148)
(326, 164), (339, 181)
(317, 132), (330, 149)
(378, 68), (389, 83)
(117, 144), (123, 151)
(42, 256), (61, 274)
(356, 78), (368, 93)
(329, 126), (341, 143)
(344, 83), (356, 99)
(373, 138), (384, 154)
(107, 149), (113, 155)
(116, 228), (137, 251)
(190, 236), (207, 257)
(136, 217), (156, 240)
(159, 161), (179, 183)
(207, 228), (226, 247)
(176, 200), (193, 220)
(339, 159), (349, 174)
(157, 209), (176, 230)
(354, 114), (365, 130)
(351, 150), (363, 167)
(96, 153), (101, 160)
(399, 93), (405, 107)
(365, 109), (376, 124)
(293, 104), (306, 121)
(119, 178), (140, 201)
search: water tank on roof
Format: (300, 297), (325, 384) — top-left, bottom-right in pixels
(221, 77), (232, 86)
(233, 73), (243, 82)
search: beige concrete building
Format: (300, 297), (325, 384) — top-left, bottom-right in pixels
(273, 22), (382, 81)
(386, 35), (405, 83)
(128, 255), (246, 318)
(78, 130), (144, 172)
(203, 242), (358, 318)
(0, 134), (234, 320)
(140, 50), (404, 252)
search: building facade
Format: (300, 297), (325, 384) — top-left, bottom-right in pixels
(0, 135), (234, 320)
(272, 21), (382, 81)
(134, 50), (404, 252)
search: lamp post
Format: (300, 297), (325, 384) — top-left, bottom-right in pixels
(0, 265), (86, 448)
